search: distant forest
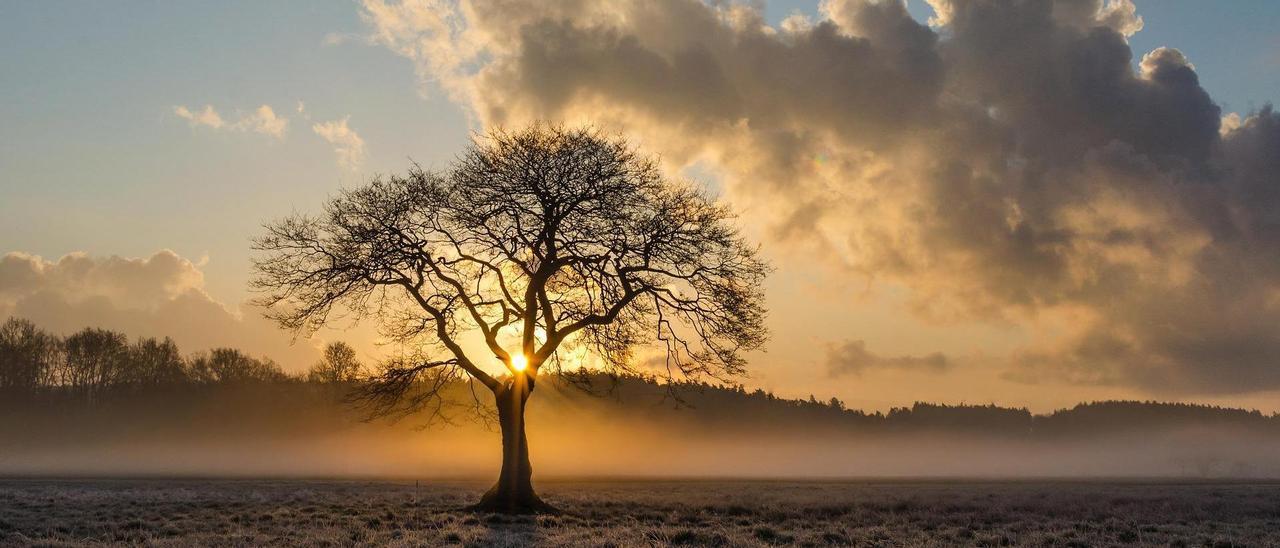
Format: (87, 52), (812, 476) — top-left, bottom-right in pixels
(0, 317), (358, 394)
(2, 316), (1277, 439)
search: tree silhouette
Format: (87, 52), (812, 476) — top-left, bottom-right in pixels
(62, 328), (128, 401)
(0, 318), (60, 391)
(308, 341), (362, 383)
(188, 348), (287, 384)
(251, 125), (769, 513)
(124, 337), (188, 387)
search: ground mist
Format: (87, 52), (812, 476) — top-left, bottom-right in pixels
(3, 374), (1279, 480)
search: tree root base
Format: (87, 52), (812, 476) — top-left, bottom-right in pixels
(467, 488), (560, 515)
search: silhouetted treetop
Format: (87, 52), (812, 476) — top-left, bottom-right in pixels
(0, 318), (59, 390)
(0, 317), (309, 396)
(251, 125), (769, 386)
(308, 341), (362, 384)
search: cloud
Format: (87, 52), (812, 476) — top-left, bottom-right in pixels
(826, 340), (949, 377)
(358, 0), (1280, 395)
(312, 117), (367, 170)
(1095, 0), (1144, 37)
(173, 104), (288, 139)
(173, 105), (225, 130)
(239, 105), (288, 138)
(0, 251), (319, 370)
(174, 101), (365, 169)
(359, 0), (480, 100)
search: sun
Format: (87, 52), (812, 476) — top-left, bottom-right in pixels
(510, 353), (528, 372)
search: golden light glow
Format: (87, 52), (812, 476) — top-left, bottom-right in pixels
(510, 353), (528, 372)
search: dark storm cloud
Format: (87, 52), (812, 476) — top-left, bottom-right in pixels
(363, 0), (1280, 395)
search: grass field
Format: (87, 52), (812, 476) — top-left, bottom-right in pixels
(1, 479), (1278, 546)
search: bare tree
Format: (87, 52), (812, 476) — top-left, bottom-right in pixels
(252, 125), (768, 513)
(62, 327), (128, 401)
(0, 318), (61, 391)
(308, 341), (362, 383)
(125, 337), (188, 387)
(187, 348), (287, 384)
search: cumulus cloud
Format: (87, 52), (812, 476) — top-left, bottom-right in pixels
(173, 105), (225, 130)
(826, 340), (949, 377)
(359, 0), (481, 100)
(239, 105), (289, 138)
(173, 104), (288, 139)
(0, 251), (319, 369)
(358, 0), (1280, 395)
(312, 117), (367, 170)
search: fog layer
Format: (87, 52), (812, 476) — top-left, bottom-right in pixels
(3, 377), (1276, 479)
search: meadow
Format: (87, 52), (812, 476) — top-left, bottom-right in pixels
(2, 479), (1278, 547)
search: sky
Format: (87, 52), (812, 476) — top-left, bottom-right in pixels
(2, 0), (1279, 413)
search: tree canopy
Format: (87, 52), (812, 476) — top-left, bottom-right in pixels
(252, 125), (768, 409)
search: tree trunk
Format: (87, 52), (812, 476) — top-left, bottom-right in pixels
(471, 375), (557, 514)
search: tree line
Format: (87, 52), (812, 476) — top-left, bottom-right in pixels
(0, 317), (361, 398)
(4, 316), (1276, 437)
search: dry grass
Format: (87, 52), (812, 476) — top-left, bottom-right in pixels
(1, 479), (1278, 546)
